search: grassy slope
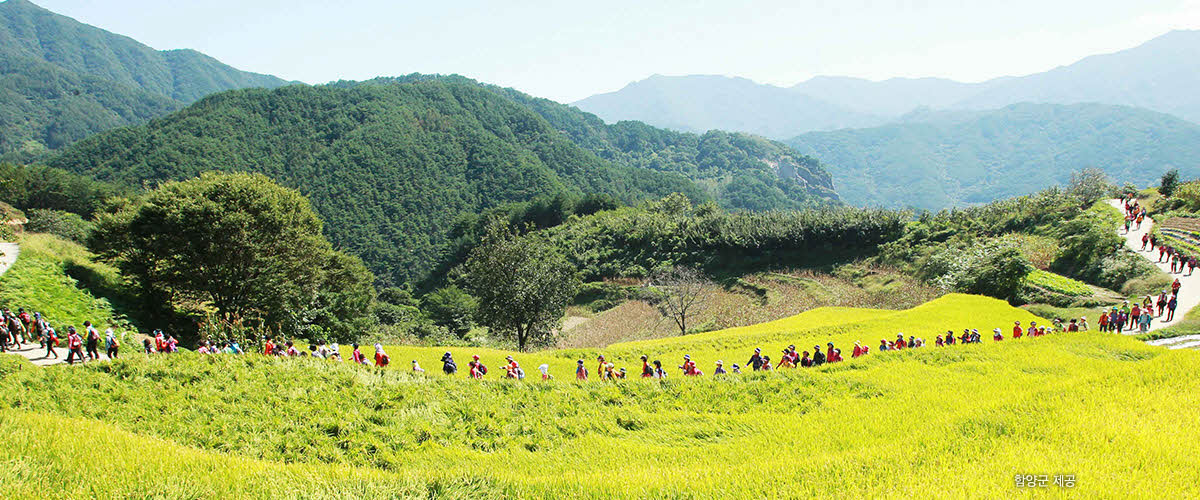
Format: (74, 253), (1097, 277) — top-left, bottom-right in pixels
(5, 294), (1199, 496)
(0, 233), (132, 331)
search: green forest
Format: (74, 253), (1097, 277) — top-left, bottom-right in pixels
(47, 78), (840, 284)
(787, 103), (1200, 210)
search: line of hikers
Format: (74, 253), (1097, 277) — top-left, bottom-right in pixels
(1098, 293), (1179, 331)
(0, 307), (122, 364)
(1121, 196), (1147, 233)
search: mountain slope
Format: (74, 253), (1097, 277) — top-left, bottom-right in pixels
(953, 30), (1200, 123)
(45, 81), (714, 284)
(0, 0), (292, 155)
(786, 103), (1200, 210)
(0, 51), (181, 156)
(0, 0), (290, 101)
(573, 75), (884, 138)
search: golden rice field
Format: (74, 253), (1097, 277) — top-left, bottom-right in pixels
(2, 294), (1199, 498)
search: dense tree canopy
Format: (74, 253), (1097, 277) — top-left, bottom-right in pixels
(91, 172), (374, 341)
(49, 79), (816, 285)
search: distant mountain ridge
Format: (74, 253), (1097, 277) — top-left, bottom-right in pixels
(574, 30), (1200, 138)
(0, 0), (293, 156)
(786, 102), (1200, 210)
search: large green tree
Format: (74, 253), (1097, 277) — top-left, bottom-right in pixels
(93, 172), (374, 341)
(464, 220), (579, 350)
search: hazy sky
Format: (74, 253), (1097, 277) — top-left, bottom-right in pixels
(24, 0), (1200, 102)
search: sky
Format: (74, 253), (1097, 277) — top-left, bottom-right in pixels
(23, 0), (1200, 102)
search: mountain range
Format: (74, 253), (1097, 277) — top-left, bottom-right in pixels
(576, 30), (1200, 139)
(0, 0), (291, 157)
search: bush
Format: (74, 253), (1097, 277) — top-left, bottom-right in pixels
(1098, 252), (1160, 290)
(24, 208), (93, 243)
(920, 240), (1032, 302)
(1160, 169), (1180, 197)
(422, 285), (477, 337)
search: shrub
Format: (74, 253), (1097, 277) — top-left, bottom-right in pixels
(24, 208), (93, 243)
(422, 285), (477, 337)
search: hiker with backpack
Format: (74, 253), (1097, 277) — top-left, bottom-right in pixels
(441, 352), (458, 374)
(44, 326), (58, 359)
(373, 343), (389, 367)
(104, 328), (119, 359)
(65, 327), (84, 364)
(83, 321), (100, 360)
(1167, 296), (1179, 322)
(746, 348), (764, 371)
(575, 359), (588, 380)
(505, 355), (524, 379)
(640, 355), (654, 378)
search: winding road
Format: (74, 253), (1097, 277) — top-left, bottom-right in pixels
(1107, 199), (1200, 348)
(0, 242), (69, 366)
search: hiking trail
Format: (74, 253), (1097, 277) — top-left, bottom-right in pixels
(0, 242), (68, 366)
(1107, 199), (1200, 348)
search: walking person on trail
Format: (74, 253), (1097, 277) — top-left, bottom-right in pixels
(576, 359), (587, 380)
(1142, 233), (1150, 250)
(1157, 292), (1169, 317)
(800, 350), (812, 367)
(713, 360), (727, 375)
(1167, 295), (1179, 322)
(640, 355), (654, 378)
(350, 343), (367, 364)
(653, 360), (667, 378)
(1131, 305), (1141, 329)
(65, 327), (84, 364)
(1138, 311), (1153, 332)
(539, 364), (552, 380)
(945, 331), (956, 345)
(373, 344), (389, 367)
(1150, 233), (1158, 251)
(597, 355), (607, 378)
(1190, 257), (1198, 276)
(44, 326), (58, 359)
(1171, 253), (1182, 274)
(505, 355), (524, 379)
(441, 352), (457, 374)
(84, 321), (100, 360)
(747, 348), (764, 371)
(679, 354), (701, 376)
(1172, 278), (1182, 296)
(104, 328), (118, 359)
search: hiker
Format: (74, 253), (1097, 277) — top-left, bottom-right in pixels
(826, 342), (838, 363)
(285, 341), (300, 357)
(812, 345), (826, 365)
(597, 355), (607, 379)
(747, 348), (764, 371)
(878, 339), (889, 352)
(1131, 304), (1141, 329)
(350, 343), (367, 364)
(731, 364), (742, 374)
(935, 335), (944, 347)
(653, 360), (666, 379)
(1079, 316), (1089, 331)
(539, 364), (552, 380)
(993, 328), (1003, 341)
(472, 355), (487, 377)
(1013, 321), (1023, 339)
(575, 359), (588, 380)
(104, 328), (118, 359)
(641, 355), (654, 377)
(83, 321), (100, 360)
(945, 330), (956, 345)
(1138, 311), (1152, 332)
(1167, 295), (1179, 322)
(799, 350), (812, 367)
(852, 341), (865, 357)
(1158, 291), (1169, 317)
(1141, 233), (1150, 250)
(760, 356), (772, 371)
(1172, 253), (1182, 273)
(44, 326), (58, 359)
(1067, 319), (1079, 332)
(907, 336), (917, 348)
(412, 360), (425, 373)
(373, 344), (389, 367)
(617, 368), (627, 379)
(714, 360), (727, 375)
(1173, 278), (1182, 296)
(1190, 257), (1197, 276)
(970, 329), (981, 343)
(142, 338), (152, 355)
(65, 327), (84, 364)
(441, 352), (457, 374)
(679, 354), (700, 376)
(1098, 311), (1109, 331)
(505, 355), (524, 379)
(778, 349), (795, 368)
(1150, 233), (1158, 251)
(468, 360), (483, 379)
(262, 336), (274, 356)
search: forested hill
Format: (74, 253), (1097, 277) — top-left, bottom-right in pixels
(340, 75), (839, 211)
(48, 81), (714, 284)
(0, 0), (291, 157)
(786, 102), (1200, 210)
(0, 0), (289, 101)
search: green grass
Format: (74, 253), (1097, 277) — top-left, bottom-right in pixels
(1025, 269), (1093, 296)
(0, 233), (134, 333)
(5, 294), (1200, 497)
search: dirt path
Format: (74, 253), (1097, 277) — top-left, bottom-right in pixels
(0, 242), (71, 366)
(1107, 199), (1199, 337)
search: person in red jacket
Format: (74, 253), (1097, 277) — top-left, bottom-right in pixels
(640, 355), (654, 377)
(373, 344), (389, 367)
(576, 359), (588, 380)
(1012, 321), (1023, 339)
(852, 341), (864, 357)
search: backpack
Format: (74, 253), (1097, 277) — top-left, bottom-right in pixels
(479, 363), (488, 375)
(515, 367), (525, 379)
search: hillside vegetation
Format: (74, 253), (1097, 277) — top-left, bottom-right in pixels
(2, 295), (1198, 497)
(0, 0), (290, 156)
(788, 103), (1200, 210)
(49, 79), (839, 283)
